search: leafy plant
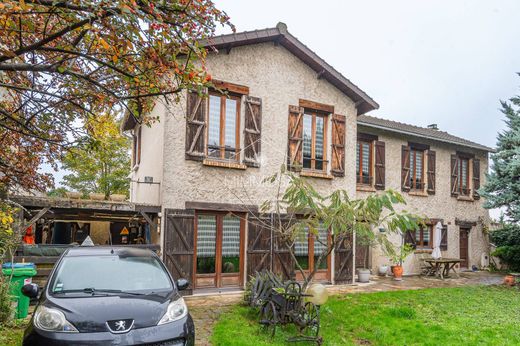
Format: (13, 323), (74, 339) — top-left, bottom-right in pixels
(385, 244), (415, 266)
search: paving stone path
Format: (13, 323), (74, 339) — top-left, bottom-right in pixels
(184, 271), (503, 345)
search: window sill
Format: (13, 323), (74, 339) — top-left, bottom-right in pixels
(202, 159), (247, 170)
(408, 190), (428, 197)
(414, 249), (433, 254)
(356, 184), (376, 192)
(457, 195), (474, 202)
(300, 171), (333, 179)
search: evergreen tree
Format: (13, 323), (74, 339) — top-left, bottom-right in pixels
(480, 79), (520, 224)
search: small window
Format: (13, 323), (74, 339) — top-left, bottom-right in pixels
(459, 158), (470, 196)
(302, 110), (328, 171)
(207, 92), (241, 161)
(409, 149), (424, 190)
(132, 126), (141, 167)
(356, 140), (372, 185)
(415, 227), (432, 249)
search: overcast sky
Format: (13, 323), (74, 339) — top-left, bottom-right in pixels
(215, 0), (520, 148)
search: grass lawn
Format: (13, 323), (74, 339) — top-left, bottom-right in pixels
(0, 322), (25, 346)
(212, 286), (520, 345)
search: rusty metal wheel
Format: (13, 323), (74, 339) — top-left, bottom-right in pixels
(302, 302), (320, 338)
(259, 300), (278, 338)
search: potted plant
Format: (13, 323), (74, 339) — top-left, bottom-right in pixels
(378, 264), (389, 276)
(388, 244), (414, 281)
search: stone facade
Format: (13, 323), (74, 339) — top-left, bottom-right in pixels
(129, 35), (491, 288)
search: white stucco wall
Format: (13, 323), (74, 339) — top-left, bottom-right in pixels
(160, 42), (358, 210)
(356, 126), (491, 274)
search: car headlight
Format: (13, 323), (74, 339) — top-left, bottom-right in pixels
(158, 297), (188, 325)
(33, 306), (78, 333)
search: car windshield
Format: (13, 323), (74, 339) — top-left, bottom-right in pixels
(51, 255), (172, 294)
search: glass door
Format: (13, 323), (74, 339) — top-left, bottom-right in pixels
(194, 213), (244, 289)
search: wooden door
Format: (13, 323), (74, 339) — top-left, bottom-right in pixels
(194, 212), (245, 289)
(163, 209), (195, 295)
(459, 228), (469, 268)
(334, 233), (354, 284)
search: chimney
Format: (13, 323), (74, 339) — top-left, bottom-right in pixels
(427, 124), (439, 130)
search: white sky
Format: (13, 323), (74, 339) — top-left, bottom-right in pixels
(215, 0), (520, 148)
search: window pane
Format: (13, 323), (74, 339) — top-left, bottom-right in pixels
(356, 142), (360, 176)
(461, 159), (468, 189)
(314, 226), (328, 270)
(196, 215), (216, 274)
(224, 98), (237, 160)
(362, 142), (370, 183)
(208, 95), (221, 158)
(303, 114), (312, 169)
(295, 234), (309, 270)
(415, 230), (421, 244)
(221, 216), (241, 273)
(315, 116), (324, 170)
(423, 228), (430, 247)
(415, 151), (422, 186)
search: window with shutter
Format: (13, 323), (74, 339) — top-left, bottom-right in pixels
(440, 225), (448, 251)
(401, 146), (411, 191)
(287, 105), (304, 171)
(404, 230), (417, 249)
(427, 150), (436, 195)
(331, 114), (346, 177)
(185, 90), (207, 161)
(243, 96), (262, 167)
(302, 110), (328, 172)
(472, 158), (480, 199)
(132, 126), (142, 167)
(356, 140), (372, 185)
(409, 148), (425, 190)
(450, 154), (460, 196)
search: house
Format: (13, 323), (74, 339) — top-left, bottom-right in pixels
(123, 23), (493, 294)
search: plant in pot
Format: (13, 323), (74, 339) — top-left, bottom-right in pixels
(356, 232), (373, 283)
(388, 244), (415, 281)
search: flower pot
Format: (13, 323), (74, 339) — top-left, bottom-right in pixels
(89, 193), (105, 201)
(504, 275), (516, 286)
(378, 265), (389, 276)
(109, 194), (126, 202)
(357, 269), (371, 283)
(393, 265), (404, 281)
(65, 191), (81, 199)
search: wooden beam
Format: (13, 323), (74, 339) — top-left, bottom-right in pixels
(185, 201), (258, 213)
(139, 211), (158, 233)
(22, 207), (50, 231)
(299, 98), (334, 114)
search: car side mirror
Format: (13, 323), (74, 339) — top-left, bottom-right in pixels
(176, 278), (189, 291)
(22, 283), (39, 298)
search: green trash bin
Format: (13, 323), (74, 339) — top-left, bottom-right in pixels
(2, 263), (37, 319)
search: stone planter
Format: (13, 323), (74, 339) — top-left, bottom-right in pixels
(378, 265), (389, 276)
(109, 194), (126, 202)
(357, 269), (371, 283)
(65, 191), (81, 199)
(89, 193), (105, 201)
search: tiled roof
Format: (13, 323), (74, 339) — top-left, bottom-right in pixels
(358, 115), (495, 152)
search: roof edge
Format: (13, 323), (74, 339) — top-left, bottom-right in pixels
(357, 121), (495, 153)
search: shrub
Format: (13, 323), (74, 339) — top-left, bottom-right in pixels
(490, 224), (520, 271)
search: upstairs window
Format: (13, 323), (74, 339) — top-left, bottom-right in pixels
(207, 92), (241, 161)
(302, 110), (327, 171)
(451, 152), (480, 200)
(356, 140), (372, 185)
(459, 158), (470, 196)
(132, 126), (141, 167)
(409, 148), (425, 190)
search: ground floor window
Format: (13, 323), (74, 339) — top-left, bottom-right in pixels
(195, 213), (244, 288)
(294, 225), (330, 273)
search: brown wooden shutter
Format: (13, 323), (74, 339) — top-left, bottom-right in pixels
(426, 150), (436, 195)
(185, 90), (206, 161)
(163, 209), (195, 295)
(451, 154), (460, 197)
(401, 145), (411, 191)
(287, 105), (304, 171)
(440, 225), (448, 251)
(244, 96), (262, 167)
(404, 230), (417, 249)
(473, 158), (481, 200)
(331, 114), (346, 177)
(334, 232), (353, 284)
(374, 141), (385, 190)
(246, 214), (272, 277)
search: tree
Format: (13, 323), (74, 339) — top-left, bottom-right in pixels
(61, 114), (130, 198)
(0, 0), (232, 192)
(481, 76), (520, 270)
(480, 80), (520, 224)
(257, 168), (422, 289)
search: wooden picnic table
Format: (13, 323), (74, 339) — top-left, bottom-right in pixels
(424, 258), (462, 279)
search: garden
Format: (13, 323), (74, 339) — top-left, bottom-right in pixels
(212, 285), (520, 345)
